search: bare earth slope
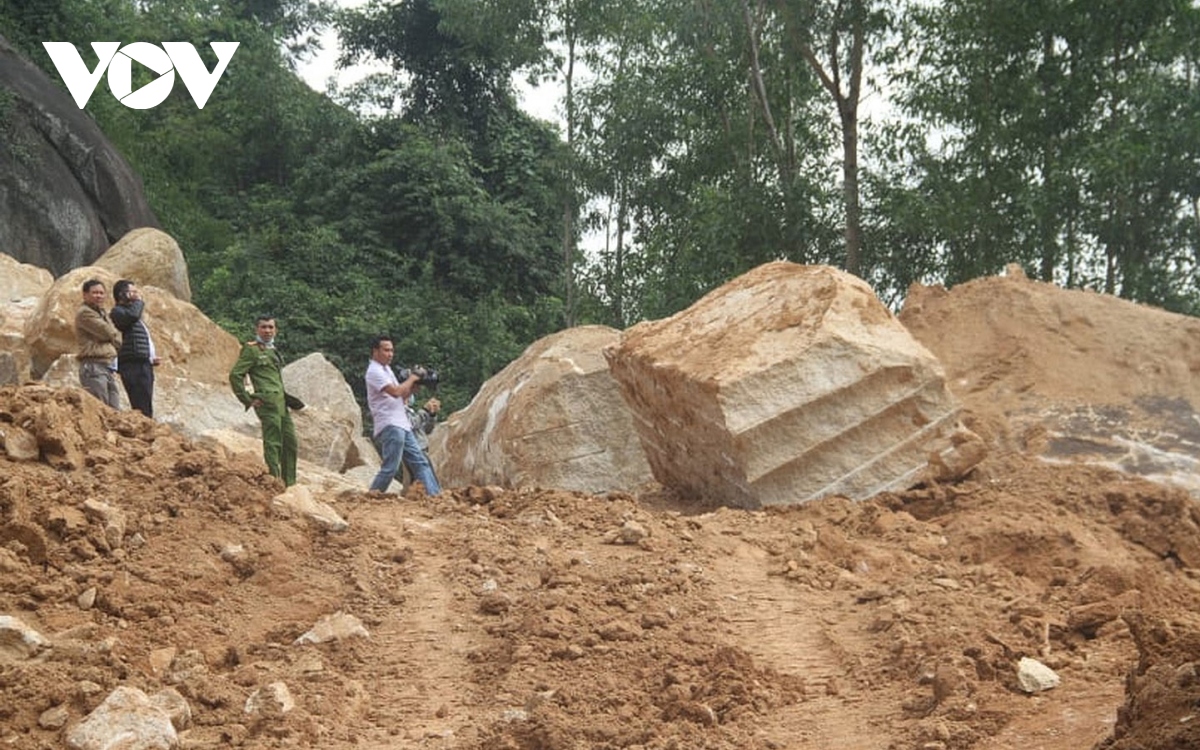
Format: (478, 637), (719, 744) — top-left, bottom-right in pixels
(4, 270), (1200, 749)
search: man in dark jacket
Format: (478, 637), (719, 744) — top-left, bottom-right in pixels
(111, 279), (160, 418)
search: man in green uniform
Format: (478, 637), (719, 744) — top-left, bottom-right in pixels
(229, 316), (298, 486)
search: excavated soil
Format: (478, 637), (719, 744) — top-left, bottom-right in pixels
(4, 270), (1200, 749)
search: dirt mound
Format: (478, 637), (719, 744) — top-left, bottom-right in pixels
(902, 267), (1200, 497)
(4, 374), (1200, 748)
(3, 270), (1200, 748)
(900, 266), (1200, 410)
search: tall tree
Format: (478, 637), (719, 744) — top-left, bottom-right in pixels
(569, 0), (837, 322)
(896, 0), (1200, 307)
(753, 0), (890, 276)
(337, 0), (568, 303)
(430, 0), (614, 326)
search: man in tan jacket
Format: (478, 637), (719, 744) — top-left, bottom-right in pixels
(75, 278), (122, 408)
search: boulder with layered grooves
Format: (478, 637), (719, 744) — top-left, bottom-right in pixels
(605, 262), (984, 508)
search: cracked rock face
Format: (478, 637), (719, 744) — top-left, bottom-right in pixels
(0, 35), (158, 276)
(605, 262), (983, 508)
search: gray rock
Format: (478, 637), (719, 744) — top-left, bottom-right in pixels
(283, 352), (363, 472)
(66, 685), (178, 750)
(294, 611), (368, 645)
(0, 423), (38, 460)
(0, 36), (159, 276)
(244, 682), (295, 720)
(38, 704), (69, 730)
(272, 485), (349, 532)
(0, 614), (48, 660)
(1016, 656), (1061, 693)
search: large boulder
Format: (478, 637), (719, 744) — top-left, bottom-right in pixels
(0, 35), (158, 275)
(429, 325), (654, 493)
(0, 254), (51, 384)
(95, 228), (192, 303)
(605, 262), (984, 508)
(282, 353), (363, 472)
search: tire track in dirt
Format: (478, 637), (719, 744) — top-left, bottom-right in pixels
(342, 504), (487, 748)
(709, 536), (897, 749)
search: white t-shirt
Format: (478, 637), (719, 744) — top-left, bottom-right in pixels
(366, 359), (412, 436)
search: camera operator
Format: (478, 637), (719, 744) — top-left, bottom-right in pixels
(402, 393), (441, 488)
(365, 335), (441, 496)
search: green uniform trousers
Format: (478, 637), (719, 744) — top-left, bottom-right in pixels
(255, 401), (297, 486)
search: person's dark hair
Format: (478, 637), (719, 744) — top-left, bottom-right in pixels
(370, 334), (393, 352)
(113, 279), (133, 302)
(82, 278), (104, 294)
(255, 315), (275, 325)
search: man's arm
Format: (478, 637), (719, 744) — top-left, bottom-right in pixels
(418, 397), (440, 434)
(370, 369), (420, 400)
(110, 299), (144, 332)
(228, 344), (257, 407)
(75, 307), (122, 346)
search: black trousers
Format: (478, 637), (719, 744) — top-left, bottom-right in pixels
(118, 361), (155, 418)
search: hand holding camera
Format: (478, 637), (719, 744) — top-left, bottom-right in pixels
(397, 364), (440, 389)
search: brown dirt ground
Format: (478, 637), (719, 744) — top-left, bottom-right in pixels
(4, 271), (1200, 750)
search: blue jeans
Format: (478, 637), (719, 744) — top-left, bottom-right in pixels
(370, 425), (441, 494)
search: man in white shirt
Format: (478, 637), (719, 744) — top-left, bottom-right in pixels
(365, 335), (442, 495)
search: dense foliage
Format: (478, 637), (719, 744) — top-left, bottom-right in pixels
(2, 0), (569, 410)
(4, 0), (1200, 413)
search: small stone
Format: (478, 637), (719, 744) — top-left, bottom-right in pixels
(38, 704), (69, 730)
(244, 682), (295, 720)
(77, 587), (97, 610)
(1017, 656), (1060, 693)
(605, 519), (649, 545)
(294, 611), (369, 644)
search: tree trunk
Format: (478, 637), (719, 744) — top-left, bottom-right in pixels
(562, 28), (577, 326)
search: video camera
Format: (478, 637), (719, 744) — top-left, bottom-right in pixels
(397, 364), (440, 389)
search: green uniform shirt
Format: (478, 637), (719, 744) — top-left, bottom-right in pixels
(229, 340), (286, 409)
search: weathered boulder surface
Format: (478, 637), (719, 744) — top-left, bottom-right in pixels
(0, 253), (52, 304)
(0, 254), (50, 384)
(430, 325), (654, 493)
(95, 227), (192, 303)
(605, 262), (984, 508)
(0, 35), (158, 275)
(282, 352), (364, 472)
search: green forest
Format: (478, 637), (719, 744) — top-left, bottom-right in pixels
(4, 0), (1200, 410)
